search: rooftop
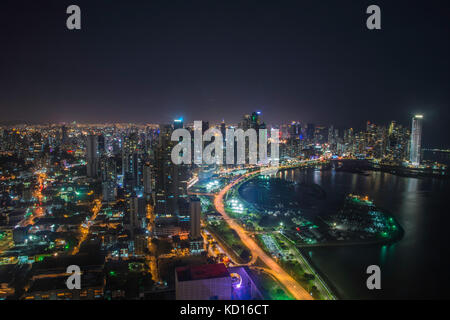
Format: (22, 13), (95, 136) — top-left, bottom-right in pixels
(28, 272), (104, 292)
(176, 263), (230, 282)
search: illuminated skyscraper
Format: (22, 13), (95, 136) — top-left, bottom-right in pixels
(173, 118), (184, 130)
(410, 115), (423, 166)
(61, 125), (68, 144)
(250, 111), (261, 129)
(387, 121), (409, 162)
(86, 135), (99, 178)
(289, 121), (302, 139)
(143, 162), (153, 196)
(154, 124), (188, 216)
(220, 120), (226, 137)
(306, 123), (315, 143)
(240, 112), (265, 131)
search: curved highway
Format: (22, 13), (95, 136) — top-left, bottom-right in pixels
(214, 171), (313, 300)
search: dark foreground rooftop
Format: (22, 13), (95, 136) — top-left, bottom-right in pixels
(176, 263), (229, 282)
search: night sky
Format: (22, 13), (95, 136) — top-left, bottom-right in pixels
(0, 0), (449, 147)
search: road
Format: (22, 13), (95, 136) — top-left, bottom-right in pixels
(19, 171), (46, 227)
(146, 203), (159, 282)
(72, 198), (101, 255)
(277, 232), (335, 299)
(214, 170), (313, 300)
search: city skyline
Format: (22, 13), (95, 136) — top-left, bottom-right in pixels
(1, 108), (449, 300)
(1, 0), (450, 304)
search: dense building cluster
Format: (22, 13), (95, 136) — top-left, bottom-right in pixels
(279, 119), (414, 164)
(0, 112), (444, 300)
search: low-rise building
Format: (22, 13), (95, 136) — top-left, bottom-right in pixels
(175, 263), (232, 300)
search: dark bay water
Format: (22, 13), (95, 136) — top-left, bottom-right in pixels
(240, 168), (450, 299)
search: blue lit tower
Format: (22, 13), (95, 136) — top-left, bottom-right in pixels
(173, 118), (184, 130)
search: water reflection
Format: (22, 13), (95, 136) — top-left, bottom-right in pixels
(313, 169), (321, 185)
(380, 245), (387, 265)
(248, 168), (450, 299)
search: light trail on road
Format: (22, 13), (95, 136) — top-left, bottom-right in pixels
(19, 172), (46, 227)
(214, 170), (313, 300)
(72, 198), (101, 255)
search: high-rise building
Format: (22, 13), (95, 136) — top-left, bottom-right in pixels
(97, 134), (105, 155)
(201, 121), (209, 134)
(250, 111), (261, 129)
(288, 122), (301, 139)
(328, 125), (335, 144)
(241, 114), (251, 130)
(100, 156), (117, 182)
(386, 121), (410, 162)
(220, 120), (227, 158)
(102, 180), (116, 202)
(61, 125), (68, 144)
(134, 230), (147, 256)
(173, 118), (184, 130)
(314, 125), (327, 144)
(86, 135), (99, 178)
(189, 197), (201, 239)
(143, 162), (153, 196)
(121, 132), (140, 190)
(410, 115), (423, 166)
(128, 196), (146, 231)
(240, 112), (265, 131)
(155, 124), (173, 215)
(154, 124), (188, 216)
(306, 123), (315, 143)
(220, 120), (226, 137)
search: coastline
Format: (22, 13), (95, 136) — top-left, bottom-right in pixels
(233, 165), (405, 300)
